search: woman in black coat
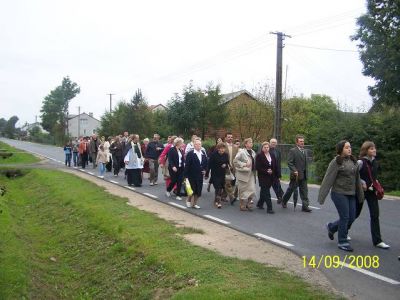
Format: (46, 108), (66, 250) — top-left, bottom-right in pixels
(110, 136), (123, 176)
(207, 143), (229, 208)
(166, 137), (185, 201)
(256, 141), (278, 214)
(184, 139), (208, 209)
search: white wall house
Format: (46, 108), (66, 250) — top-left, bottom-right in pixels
(67, 112), (100, 138)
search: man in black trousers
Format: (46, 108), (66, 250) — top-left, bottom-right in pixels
(282, 134), (312, 212)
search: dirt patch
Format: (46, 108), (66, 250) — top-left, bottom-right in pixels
(64, 169), (341, 296)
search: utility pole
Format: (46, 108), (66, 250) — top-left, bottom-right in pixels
(77, 106), (81, 138)
(107, 93), (115, 113)
(270, 31), (291, 143)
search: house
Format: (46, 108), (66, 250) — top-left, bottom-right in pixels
(67, 112), (100, 138)
(20, 122), (47, 135)
(149, 104), (167, 112)
(205, 90), (273, 141)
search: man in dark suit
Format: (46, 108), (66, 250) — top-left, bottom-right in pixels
(282, 134), (312, 212)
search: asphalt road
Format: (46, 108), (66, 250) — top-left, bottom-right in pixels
(2, 138), (399, 299)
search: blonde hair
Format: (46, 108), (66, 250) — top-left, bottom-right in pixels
(174, 137), (184, 146)
(244, 138), (253, 146)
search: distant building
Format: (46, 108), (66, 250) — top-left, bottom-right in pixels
(20, 122), (47, 136)
(149, 104), (167, 112)
(67, 112), (100, 138)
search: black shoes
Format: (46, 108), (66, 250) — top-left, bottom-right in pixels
(277, 198), (282, 205)
(267, 210), (275, 214)
(326, 223), (334, 240)
(338, 245), (354, 252)
(301, 207), (312, 212)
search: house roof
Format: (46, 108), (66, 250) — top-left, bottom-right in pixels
(68, 112), (100, 122)
(221, 89), (257, 104)
(149, 104), (167, 110)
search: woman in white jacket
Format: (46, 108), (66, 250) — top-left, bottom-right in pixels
(233, 138), (257, 211)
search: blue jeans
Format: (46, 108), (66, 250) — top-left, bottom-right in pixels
(73, 152), (78, 166)
(65, 153), (71, 166)
(328, 191), (356, 245)
(98, 162), (105, 176)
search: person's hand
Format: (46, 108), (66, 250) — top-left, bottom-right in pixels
(221, 164), (226, 168)
(362, 183), (367, 191)
(246, 161), (251, 167)
(293, 171), (298, 176)
(172, 166), (177, 172)
(267, 168), (272, 174)
(202, 170), (206, 175)
(124, 160), (129, 165)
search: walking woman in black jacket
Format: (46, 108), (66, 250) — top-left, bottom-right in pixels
(356, 141), (390, 249)
(206, 143), (229, 208)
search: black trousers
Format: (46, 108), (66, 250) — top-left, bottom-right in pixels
(167, 167), (184, 196)
(272, 179), (284, 200)
(355, 191), (382, 245)
(257, 186), (273, 211)
(283, 178), (308, 207)
(80, 152), (88, 169)
(113, 155), (121, 175)
(126, 169), (142, 187)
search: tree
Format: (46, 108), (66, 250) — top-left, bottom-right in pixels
(40, 77), (80, 143)
(4, 116), (19, 138)
(98, 89), (154, 138)
(0, 118), (7, 136)
(352, 0), (400, 109)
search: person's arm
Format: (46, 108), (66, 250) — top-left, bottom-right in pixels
(318, 159), (338, 204)
(287, 149), (297, 173)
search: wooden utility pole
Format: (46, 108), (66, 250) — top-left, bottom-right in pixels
(270, 31), (291, 142)
(107, 93), (115, 112)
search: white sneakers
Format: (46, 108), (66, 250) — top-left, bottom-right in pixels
(176, 196), (182, 201)
(149, 182), (154, 186)
(193, 205), (201, 209)
(375, 242), (390, 249)
(186, 201), (191, 208)
(165, 191), (171, 197)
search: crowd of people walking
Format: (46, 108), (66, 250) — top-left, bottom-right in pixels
(64, 131), (390, 252)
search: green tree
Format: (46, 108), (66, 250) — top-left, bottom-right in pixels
(40, 77), (80, 143)
(167, 82), (228, 139)
(4, 116), (19, 138)
(352, 0), (400, 109)
(0, 118), (7, 136)
(98, 89), (154, 139)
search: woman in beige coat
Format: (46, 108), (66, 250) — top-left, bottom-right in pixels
(233, 138), (257, 211)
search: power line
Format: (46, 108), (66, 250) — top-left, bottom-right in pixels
(286, 43), (358, 52)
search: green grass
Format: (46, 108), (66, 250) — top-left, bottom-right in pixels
(0, 169), (339, 299)
(0, 141), (40, 164)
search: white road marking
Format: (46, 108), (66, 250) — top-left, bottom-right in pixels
(168, 202), (186, 209)
(203, 215), (230, 225)
(254, 233), (294, 247)
(271, 197), (320, 210)
(124, 186), (136, 191)
(109, 180), (119, 184)
(80, 169), (86, 172)
(143, 193), (158, 199)
(341, 262), (400, 285)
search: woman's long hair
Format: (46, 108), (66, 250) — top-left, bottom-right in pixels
(359, 141), (375, 158)
(335, 140), (357, 165)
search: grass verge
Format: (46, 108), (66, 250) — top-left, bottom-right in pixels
(0, 141), (40, 164)
(0, 169), (338, 299)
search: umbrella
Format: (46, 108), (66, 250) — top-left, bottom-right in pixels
(293, 173), (299, 211)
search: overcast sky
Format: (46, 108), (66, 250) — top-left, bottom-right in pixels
(1, 0), (373, 125)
